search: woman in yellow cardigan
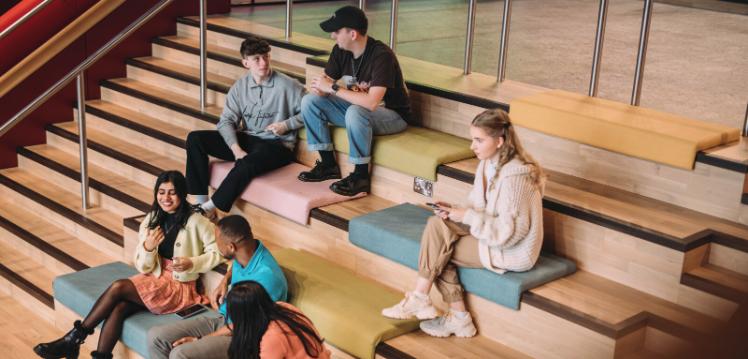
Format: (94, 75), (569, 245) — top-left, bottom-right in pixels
(34, 171), (223, 359)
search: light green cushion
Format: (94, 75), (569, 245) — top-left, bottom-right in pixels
(275, 248), (419, 359)
(300, 126), (474, 180)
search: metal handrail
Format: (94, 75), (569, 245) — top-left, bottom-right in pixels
(0, 0), (54, 41)
(285, 0), (293, 40)
(463, 0), (477, 74)
(589, 0), (608, 97)
(497, 0), (512, 82)
(389, 0), (399, 50)
(631, 0), (653, 106)
(199, 0), (207, 111)
(0, 0), (174, 209)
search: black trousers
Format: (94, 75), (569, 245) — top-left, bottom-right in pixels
(185, 131), (294, 212)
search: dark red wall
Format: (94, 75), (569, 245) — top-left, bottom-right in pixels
(0, 0), (230, 168)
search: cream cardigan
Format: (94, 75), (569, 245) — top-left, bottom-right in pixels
(460, 157), (544, 274)
(134, 212), (224, 282)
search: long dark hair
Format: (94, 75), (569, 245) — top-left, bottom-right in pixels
(146, 171), (193, 231)
(226, 281), (325, 359)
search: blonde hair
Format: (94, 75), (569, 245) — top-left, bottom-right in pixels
(471, 109), (545, 188)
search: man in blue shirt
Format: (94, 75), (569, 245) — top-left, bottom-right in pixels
(148, 215), (287, 359)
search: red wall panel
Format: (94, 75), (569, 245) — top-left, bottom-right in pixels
(0, 0), (230, 168)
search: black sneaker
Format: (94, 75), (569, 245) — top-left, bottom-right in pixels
(191, 203), (218, 223)
(298, 160), (342, 182)
(330, 173), (370, 196)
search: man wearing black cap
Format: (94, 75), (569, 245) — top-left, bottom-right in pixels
(297, 5), (411, 196)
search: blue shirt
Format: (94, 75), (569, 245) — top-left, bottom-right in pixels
(219, 241), (288, 317)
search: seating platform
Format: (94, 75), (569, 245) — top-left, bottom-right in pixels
(299, 127), (475, 181)
(348, 203), (577, 310)
(54, 249), (419, 359)
(509, 90), (740, 169)
(209, 162), (364, 224)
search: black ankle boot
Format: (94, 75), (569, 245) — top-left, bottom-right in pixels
(33, 320), (93, 359)
(90, 351), (112, 359)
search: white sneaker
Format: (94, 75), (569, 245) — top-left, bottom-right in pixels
(419, 311), (477, 338)
(381, 292), (439, 320)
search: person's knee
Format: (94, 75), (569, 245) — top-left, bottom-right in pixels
(301, 93), (326, 113)
(168, 345), (190, 359)
(186, 131), (202, 149)
(107, 279), (132, 298)
(344, 105), (371, 128)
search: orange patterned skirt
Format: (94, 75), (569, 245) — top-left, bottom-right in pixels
(130, 259), (208, 314)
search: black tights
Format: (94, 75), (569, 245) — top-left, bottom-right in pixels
(81, 279), (145, 354)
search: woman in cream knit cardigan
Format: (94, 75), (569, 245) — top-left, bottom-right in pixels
(382, 109), (545, 338)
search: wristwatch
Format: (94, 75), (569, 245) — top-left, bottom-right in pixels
(331, 83), (340, 94)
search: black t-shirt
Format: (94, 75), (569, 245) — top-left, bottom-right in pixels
(158, 213), (180, 259)
(325, 37), (412, 123)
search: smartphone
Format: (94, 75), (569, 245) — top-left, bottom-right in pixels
(175, 304), (207, 319)
(425, 202), (440, 210)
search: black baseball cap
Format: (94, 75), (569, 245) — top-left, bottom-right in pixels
(319, 6), (368, 33)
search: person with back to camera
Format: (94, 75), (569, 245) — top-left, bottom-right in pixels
(297, 5), (412, 197)
(382, 109), (546, 338)
(222, 280), (331, 359)
(33, 171), (223, 359)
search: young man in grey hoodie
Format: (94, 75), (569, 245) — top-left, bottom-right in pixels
(186, 36), (306, 218)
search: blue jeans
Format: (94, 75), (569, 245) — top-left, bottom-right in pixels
(301, 93), (408, 164)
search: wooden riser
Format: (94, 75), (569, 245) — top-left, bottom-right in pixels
(17, 149), (144, 220)
(100, 85), (215, 134)
(0, 244), (56, 323)
(126, 64), (227, 107)
(152, 40), (248, 84)
(0, 171), (123, 259)
(709, 243), (748, 276)
(177, 21), (318, 73)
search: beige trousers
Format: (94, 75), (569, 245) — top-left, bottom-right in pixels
(418, 216), (483, 303)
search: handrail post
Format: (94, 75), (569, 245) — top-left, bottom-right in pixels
(631, 0), (653, 106)
(742, 102), (748, 137)
(588, 0), (608, 97)
(463, 0), (477, 74)
(285, 0), (293, 40)
(76, 72), (90, 210)
(199, 0), (207, 111)
(359, 0), (365, 10)
(497, 0), (512, 82)
(389, 0), (399, 50)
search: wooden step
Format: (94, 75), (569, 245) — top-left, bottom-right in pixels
(100, 78), (216, 133)
(126, 56), (230, 107)
(17, 144), (149, 217)
(682, 264), (748, 303)
(379, 331), (530, 359)
(0, 294), (70, 357)
(82, 100), (187, 163)
(176, 16), (328, 72)
(152, 35), (306, 82)
(100, 78), (219, 128)
(46, 121), (183, 188)
(0, 242), (57, 321)
(0, 168), (123, 258)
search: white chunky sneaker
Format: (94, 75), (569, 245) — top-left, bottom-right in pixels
(419, 311), (477, 338)
(381, 292), (439, 320)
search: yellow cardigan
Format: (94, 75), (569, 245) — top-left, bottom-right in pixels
(133, 212), (224, 282)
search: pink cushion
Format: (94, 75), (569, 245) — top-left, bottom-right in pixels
(209, 162), (365, 224)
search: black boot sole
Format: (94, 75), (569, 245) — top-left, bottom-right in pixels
(297, 173), (342, 182)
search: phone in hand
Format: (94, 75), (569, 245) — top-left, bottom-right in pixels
(175, 304), (207, 319)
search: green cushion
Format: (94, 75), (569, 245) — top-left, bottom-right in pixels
(348, 203), (577, 310)
(274, 248), (419, 359)
(300, 126), (474, 180)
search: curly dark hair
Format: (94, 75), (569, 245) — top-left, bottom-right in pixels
(240, 36), (271, 58)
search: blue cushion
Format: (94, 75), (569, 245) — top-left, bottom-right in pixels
(348, 203), (577, 310)
(53, 262), (221, 358)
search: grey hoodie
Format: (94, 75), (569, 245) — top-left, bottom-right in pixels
(217, 70), (306, 150)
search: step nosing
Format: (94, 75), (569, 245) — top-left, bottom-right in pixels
(0, 262), (53, 308)
(18, 147), (151, 213)
(0, 216), (88, 272)
(86, 104), (187, 149)
(100, 79), (219, 124)
(47, 123), (165, 177)
(695, 151), (748, 173)
(680, 272), (747, 303)
(0, 172), (123, 247)
(126, 57), (231, 93)
(153, 37), (242, 67)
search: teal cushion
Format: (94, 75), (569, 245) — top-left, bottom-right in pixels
(348, 203), (577, 310)
(53, 262), (220, 358)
